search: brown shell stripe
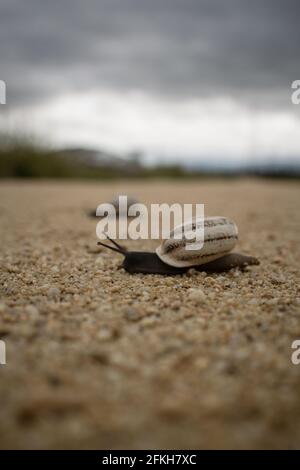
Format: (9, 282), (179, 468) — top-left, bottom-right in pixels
(164, 234), (238, 254)
(171, 219), (235, 235)
(184, 218), (233, 229)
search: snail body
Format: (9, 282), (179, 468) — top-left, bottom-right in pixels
(97, 216), (259, 275)
(121, 251), (259, 274)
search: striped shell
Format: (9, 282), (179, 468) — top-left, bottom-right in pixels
(156, 216), (238, 268)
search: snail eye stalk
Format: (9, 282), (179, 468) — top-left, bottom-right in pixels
(97, 235), (127, 255)
(105, 236), (127, 253)
(97, 241), (124, 254)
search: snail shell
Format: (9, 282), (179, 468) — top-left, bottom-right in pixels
(110, 195), (139, 216)
(156, 216), (238, 268)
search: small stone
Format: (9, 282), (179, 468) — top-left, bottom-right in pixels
(266, 298), (279, 306)
(186, 268), (197, 277)
(207, 292), (216, 300)
(141, 316), (157, 327)
(187, 288), (206, 304)
(171, 301), (181, 311)
(51, 265), (60, 273)
(40, 284), (50, 292)
(195, 357), (209, 370)
(110, 285), (119, 293)
(95, 257), (105, 266)
(97, 327), (118, 341)
(123, 307), (142, 321)
(204, 277), (216, 286)
(47, 287), (60, 299)
(25, 305), (39, 317)
(270, 274), (285, 285)
(232, 270), (241, 277)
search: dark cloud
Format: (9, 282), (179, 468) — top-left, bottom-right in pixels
(0, 0), (299, 109)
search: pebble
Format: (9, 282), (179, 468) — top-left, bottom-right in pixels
(25, 305), (39, 317)
(95, 257), (105, 266)
(51, 265), (60, 273)
(270, 274), (285, 285)
(186, 268), (197, 277)
(204, 277), (216, 286)
(123, 307), (142, 321)
(110, 285), (119, 293)
(187, 288), (206, 304)
(47, 287), (60, 299)
(171, 301), (181, 311)
(97, 327), (116, 341)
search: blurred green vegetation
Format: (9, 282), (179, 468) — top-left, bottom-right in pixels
(0, 134), (67, 178)
(0, 132), (299, 179)
(0, 132), (191, 179)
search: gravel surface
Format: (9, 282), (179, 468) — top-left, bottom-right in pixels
(0, 179), (299, 449)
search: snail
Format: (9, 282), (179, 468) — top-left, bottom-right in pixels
(97, 216), (259, 275)
(88, 195), (139, 218)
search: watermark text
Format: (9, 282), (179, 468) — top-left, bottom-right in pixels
(291, 80), (300, 105)
(291, 339), (300, 365)
(0, 80), (6, 105)
(96, 196), (205, 250)
(0, 340), (6, 365)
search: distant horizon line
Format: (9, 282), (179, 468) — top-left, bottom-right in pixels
(54, 145), (300, 170)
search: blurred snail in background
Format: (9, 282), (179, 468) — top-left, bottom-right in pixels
(97, 216), (259, 275)
(88, 195), (139, 218)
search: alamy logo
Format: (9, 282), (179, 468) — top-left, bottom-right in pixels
(291, 340), (300, 365)
(96, 196), (205, 250)
(0, 340), (6, 365)
(291, 80), (300, 105)
(0, 80), (6, 104)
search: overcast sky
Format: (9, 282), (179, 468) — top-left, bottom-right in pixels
(0, 0), (299, 164)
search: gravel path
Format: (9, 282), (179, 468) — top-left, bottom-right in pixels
(0, 179), (299, 449)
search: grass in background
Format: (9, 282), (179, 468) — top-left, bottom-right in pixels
(0, 132), (299, 180)
(0, 132), (191, 179)
(0, 133), (69, 178)
(0, 133), (122, 179)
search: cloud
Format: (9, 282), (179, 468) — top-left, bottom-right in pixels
(0, 0), (300, 160)
(1, 0), (299, 109)
(3, 89), (299, 164)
